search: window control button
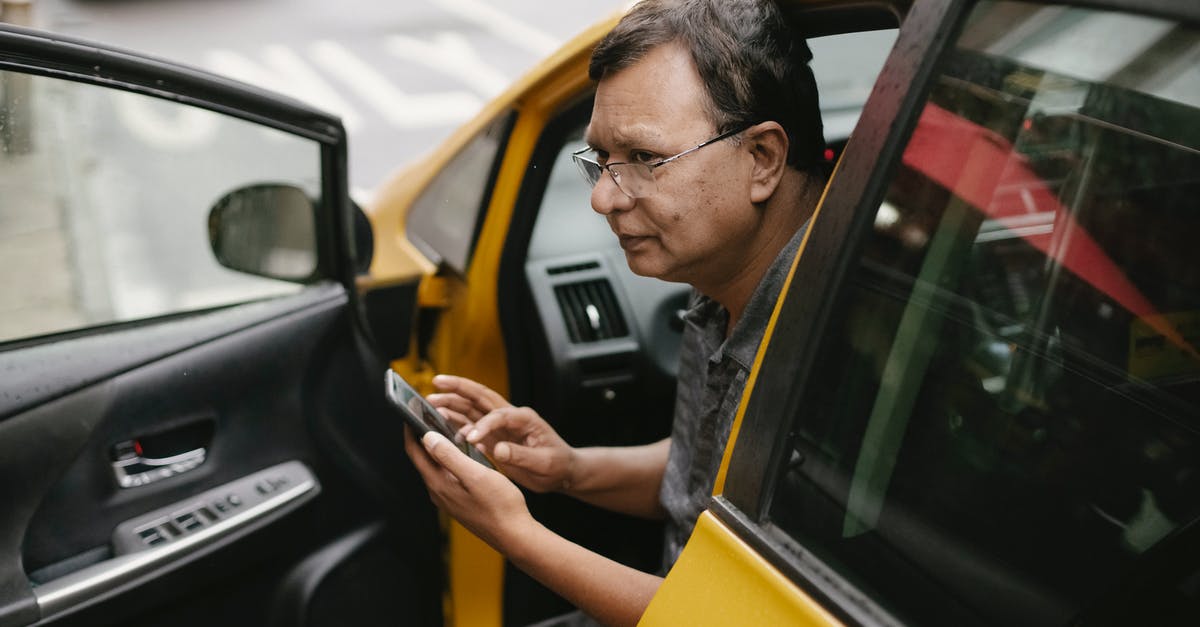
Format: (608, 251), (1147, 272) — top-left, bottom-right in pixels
(138, 528), (166, 545)
(175, 513), (203, 531)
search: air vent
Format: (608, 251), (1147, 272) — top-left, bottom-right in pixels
(554, 279), (629, 343)
(547, 260), (600, 275)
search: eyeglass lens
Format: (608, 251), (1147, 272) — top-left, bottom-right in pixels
(573, 154), (657, 198)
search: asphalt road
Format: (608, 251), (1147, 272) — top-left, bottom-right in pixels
(36, 0), (630, 196)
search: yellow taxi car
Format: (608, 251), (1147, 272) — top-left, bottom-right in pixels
(0, 0), (1196, 626)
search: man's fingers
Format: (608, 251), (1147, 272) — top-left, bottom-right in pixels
(423, 432), (486, 485)
(466, 407), (528, 443)
(404, 427), (444, 481)
(465, 410), (505, 443)
(438, 407), (472, 433)
(427, 393), (483, 421)
(432, 374), (510, 411)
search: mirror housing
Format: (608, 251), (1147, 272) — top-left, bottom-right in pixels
(208, 184), (319, 282)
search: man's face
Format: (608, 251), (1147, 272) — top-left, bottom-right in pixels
(585, 42), (762, 289)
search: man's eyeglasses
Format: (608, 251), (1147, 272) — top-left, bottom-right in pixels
(571, 125), (749, 199)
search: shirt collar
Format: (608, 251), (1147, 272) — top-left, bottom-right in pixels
(683, 222), (809, 369)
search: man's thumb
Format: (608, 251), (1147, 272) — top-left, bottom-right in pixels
(424, 432), (472, 476)
(492, 441), (538, 468)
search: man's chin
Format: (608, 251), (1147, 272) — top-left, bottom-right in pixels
(622, 251), (657, 277)
(622, 252), (683, 283)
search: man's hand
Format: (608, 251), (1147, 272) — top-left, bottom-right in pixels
(426, 374), (512, 433)
(466, 406), (576, 493)
(425, 374), (575, 493)
(403, 427), (534, 551)
(422, 373), (667, 519)
(404, 428), (662, 627)
(406, 379), (664, 627)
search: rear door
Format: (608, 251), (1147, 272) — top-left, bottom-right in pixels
(647, 0), (1200, 624)
(0, 25), (440, 627)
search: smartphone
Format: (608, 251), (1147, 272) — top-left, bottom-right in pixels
(385, 369), (493, 469)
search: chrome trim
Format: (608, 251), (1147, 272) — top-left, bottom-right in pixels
(112, 446), (207, 488)
(34, 461), (319, 618)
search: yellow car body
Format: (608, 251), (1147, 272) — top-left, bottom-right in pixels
(362, 0), (1200, 624)
(0, 0), (1195, 623)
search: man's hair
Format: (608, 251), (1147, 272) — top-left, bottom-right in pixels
(589, 0), (824, 170)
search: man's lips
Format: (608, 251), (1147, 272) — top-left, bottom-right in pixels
(616, 233), (653, 250)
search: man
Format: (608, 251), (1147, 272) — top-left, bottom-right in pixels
(403, 0), (826, 624)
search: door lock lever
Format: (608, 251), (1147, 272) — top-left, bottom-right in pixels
(111, 442), (207, 488)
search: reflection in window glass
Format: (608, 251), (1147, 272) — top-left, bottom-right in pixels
(809, 28), (898, 142)
(406, 112), (514, 274)
(769, 3), (1199, 625)
(0, 73), (322, 343)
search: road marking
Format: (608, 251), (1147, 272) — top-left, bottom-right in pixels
(204, 46), (364, 132)
(309, 39), (481, 129)
(385, 32), (510, 98)
(431, 0), (560, 56)
(113, 91), (219, 149)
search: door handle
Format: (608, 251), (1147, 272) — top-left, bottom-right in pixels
(35, 461), (319, 621)
(112, 446), (207, 488)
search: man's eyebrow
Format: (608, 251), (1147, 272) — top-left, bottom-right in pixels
(585, 124), (663, 152)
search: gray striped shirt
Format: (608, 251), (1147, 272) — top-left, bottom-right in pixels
(658, 223), (807, 567)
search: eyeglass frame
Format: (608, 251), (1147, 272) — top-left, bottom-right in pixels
(571, 124), (753, 199)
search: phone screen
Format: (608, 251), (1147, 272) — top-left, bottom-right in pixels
(385, 369), (493, 468)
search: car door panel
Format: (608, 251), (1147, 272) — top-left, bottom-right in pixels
(0, 25), (439, 627)
(16, 287), (343, 580)
(0, 284), (433, 627)
(2, 285), (345, 421)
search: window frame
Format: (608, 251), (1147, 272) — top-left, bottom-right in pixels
(717, 0), (1200, 623)
(0, 24), (354, 347)
(722, 0), (961, 515)
(711, 2), (965, 624)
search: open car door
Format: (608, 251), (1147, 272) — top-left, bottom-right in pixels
(0, 25), (441, 627)
(645, 0), (1200, 624)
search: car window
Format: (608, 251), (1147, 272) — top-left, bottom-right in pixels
(809, 28), (898, 147)
(0, 70), (322, 345)
(528, 124), (611, 261)
(405, 111), (515, 274)
(767, 2), (1199, 625)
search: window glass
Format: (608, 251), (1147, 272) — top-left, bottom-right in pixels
(768, 3), (1200, 625)
(809, 28), (898, 144)
(528, 123), (611, 261)
(406, 111), (514, 274)
(0, 71), (321, 344)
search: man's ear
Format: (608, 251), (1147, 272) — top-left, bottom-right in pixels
(745, 121), (789, 204)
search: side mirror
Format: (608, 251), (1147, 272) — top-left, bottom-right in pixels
(208, 184), (318, 282)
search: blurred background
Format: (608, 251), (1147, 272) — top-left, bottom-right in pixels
(0, 0), (891, 342)
(18, 0), (630, 201)
(0, 0), (627, 340)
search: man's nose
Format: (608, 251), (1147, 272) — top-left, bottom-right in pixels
(590, 170), (634, 215)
